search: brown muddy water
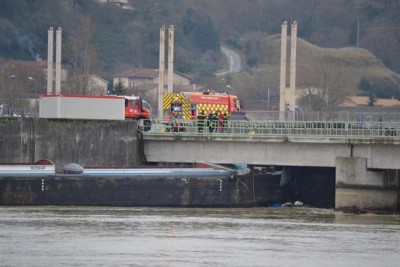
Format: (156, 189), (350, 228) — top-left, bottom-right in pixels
(1, 206), (399, 267)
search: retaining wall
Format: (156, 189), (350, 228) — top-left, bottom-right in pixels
(0, 117), (140, 170)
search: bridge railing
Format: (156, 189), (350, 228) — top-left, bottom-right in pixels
(139, 119), (400, 140)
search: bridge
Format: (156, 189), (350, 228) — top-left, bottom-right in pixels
(140, 119), (400, 211)
(141, 119), (400, 168)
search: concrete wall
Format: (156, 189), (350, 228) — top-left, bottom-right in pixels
(353, 144), (400, 169)
(335, 157), (399, 211)
(0, 118), (34, 163)
(0, 117), (140, 170)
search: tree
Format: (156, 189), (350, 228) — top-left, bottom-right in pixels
(64, 15), (97, 94)
(110, 79), (126, 96)
(302, 67), (352, 111)
(368, 93), (376, 106)
(181, 9), (220, 52)
(0, 60), (28, 115)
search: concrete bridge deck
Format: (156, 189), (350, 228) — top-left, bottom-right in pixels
(141, 120), (400, 169)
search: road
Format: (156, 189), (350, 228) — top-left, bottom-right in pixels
(215, 46), (241, 76)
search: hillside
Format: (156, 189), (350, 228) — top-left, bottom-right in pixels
(0, 0), (400, 113)
(213, 35), (400, 110)
(0, 0), (399, 76)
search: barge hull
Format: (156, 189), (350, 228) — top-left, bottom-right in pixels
(0, 175), (261, 207)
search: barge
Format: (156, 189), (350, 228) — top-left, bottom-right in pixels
(0, 161), (336, 208)
(0, 160), (264, 207)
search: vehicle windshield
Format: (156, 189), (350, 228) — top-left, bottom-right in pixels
(126, 99), (138, 108)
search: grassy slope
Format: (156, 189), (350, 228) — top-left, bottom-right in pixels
(226, 35), (400, 106)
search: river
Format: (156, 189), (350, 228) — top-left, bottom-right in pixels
(1, 206), (399, 267)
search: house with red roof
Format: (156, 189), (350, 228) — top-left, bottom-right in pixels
(339, 96), (400, 107)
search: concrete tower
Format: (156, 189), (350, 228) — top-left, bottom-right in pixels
(47, 27), (54, 94)
(289, 21), (297, 120)
(279, 21), (287, 121)
(158, 25), (166, 119)
(55, 27), (62, 94)
(167, 25), (174, 94)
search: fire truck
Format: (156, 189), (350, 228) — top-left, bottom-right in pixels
(162, 91), (241, 119)
(123, 95), (151, 120)
(40, 94), (151, 121)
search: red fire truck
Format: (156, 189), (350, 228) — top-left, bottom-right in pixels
(123, 95), (151, 120)
(162, 92), (241, 119)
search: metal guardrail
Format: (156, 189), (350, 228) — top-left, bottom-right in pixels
(140, 119), (400, 140)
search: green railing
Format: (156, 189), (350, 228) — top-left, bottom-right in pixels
(139, 119), (400, 140)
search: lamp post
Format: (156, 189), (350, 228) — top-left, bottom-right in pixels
(28, 77), (37, 98)
(294, 104), (304, 121)
(10, 74), (16, 115)
(226, 85), (231, 94)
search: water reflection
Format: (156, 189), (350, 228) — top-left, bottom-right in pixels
(1, 206), (399, 267)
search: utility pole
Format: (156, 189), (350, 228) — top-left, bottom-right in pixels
(357, 18), (360, 48)
(28, 77), (37, 98)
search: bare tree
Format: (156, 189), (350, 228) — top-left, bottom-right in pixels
(0, 61), (28, 115)
(302, 67), (352, 111)
(65, 15), (97, 95)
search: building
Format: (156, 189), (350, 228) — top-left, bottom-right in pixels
(94, 0), (134, 10)
(112, 68), (192, 89)
(339, 96), (400, 107)
(87, 74), (109, 95)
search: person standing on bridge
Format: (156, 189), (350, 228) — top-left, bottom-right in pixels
(218, 110), (225, 133)
(207, 111), (214, 133)
(211, 111), (218, 133)
(197, 110), (206, 133)
(223, 112), (229, 132)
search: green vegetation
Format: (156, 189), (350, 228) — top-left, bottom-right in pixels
(111, 79), (126, 95)
(0, 0), (399, 109)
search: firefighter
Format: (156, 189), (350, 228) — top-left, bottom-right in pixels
(211, 111), (218, 133)
(207, 112), (214, 133)
(218, 110), (225, 133)
(197, 110), (206, 133)
(169, 112), (179, 132)
(223, 112), (229, 131)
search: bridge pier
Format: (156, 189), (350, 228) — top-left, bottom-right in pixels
(335, 157), (399, 211)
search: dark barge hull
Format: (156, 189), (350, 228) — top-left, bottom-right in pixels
(0, 167), (335, 207)
(0, 174), (282, 207)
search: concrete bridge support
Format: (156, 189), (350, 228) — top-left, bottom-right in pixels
(335, 157), (399, 211)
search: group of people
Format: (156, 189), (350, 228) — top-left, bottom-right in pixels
(197, 110), (228, 133)
(167, 110), (229, 133)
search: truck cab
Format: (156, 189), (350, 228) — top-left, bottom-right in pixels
(124, 95), (151, 131)
(124, 95), (150, 120)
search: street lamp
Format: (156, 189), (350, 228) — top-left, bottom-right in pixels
(28, 77), (37, 98)
(294, 104), (304, 121)
(10, 74), (16, 115)
(226, 85), (231, 94)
